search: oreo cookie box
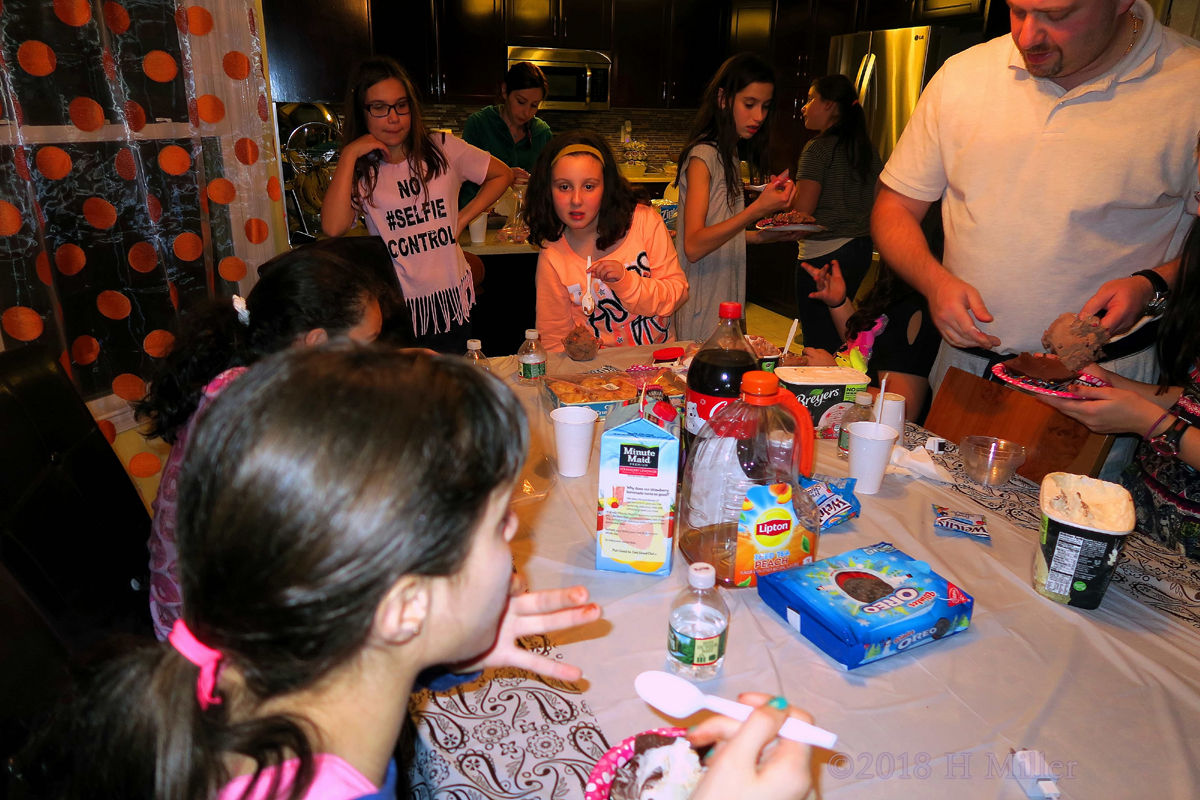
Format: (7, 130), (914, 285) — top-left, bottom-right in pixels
(757, 542), (974, 669)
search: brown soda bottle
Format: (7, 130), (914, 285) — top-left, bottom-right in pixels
(683, 301), (758, 450)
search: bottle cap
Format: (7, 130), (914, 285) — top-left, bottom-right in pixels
(652, 400), (678, 422)
(718, 302), (743, 320)
(855, 393), (874, 405)
(525, 329), (539, 339)
(467, 339), (482, 350)
(740, 370), (779, 396)
(688, 562), (716, 589)
(653, 346), (685, 362)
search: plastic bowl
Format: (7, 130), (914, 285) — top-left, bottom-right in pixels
(960, 436), (1026, 485)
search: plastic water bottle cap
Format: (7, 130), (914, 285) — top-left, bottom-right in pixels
(855, 394), (874, 405)
(688, 562), (717, 589)
(467, 339), (482, 350)
(525, 329), (539, 339)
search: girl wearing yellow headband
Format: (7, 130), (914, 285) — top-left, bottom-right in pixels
(525, 131), (689, 353)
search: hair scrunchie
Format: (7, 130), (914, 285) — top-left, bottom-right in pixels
(168, 619), (224, 710)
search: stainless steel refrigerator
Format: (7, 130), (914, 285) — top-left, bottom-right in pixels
(828, 27), (982, 162)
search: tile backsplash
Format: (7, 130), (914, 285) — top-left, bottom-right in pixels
(422, 104), (697, 168)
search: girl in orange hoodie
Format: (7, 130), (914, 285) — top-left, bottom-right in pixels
(525, 130), (688, 352)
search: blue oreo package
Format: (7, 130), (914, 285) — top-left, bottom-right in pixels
(757, 542), (974, 669)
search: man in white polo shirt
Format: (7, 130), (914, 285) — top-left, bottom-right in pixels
(872, 0), (1200, 476)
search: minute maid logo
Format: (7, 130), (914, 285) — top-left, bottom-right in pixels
(619, 443), (659, 476)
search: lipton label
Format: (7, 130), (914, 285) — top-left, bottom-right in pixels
(733, 483), (816, 587)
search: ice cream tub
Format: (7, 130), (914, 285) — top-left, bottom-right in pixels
(1033, 472), (1135, 610)
(774, 367), (870, 437)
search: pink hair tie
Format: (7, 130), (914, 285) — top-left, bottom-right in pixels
(168, 619), (224, 710)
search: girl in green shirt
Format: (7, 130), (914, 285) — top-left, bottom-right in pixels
(459, 62), (553, 208)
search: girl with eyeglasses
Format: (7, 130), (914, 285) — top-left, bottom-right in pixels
(324, 57), (514, 353)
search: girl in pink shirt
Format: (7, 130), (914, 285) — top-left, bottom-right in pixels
(323, 57), (513, 352)
(525, 131), (688, 352)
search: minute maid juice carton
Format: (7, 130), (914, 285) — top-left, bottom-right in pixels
(757, 542), (974, 669)
(596, 412), (679, 576)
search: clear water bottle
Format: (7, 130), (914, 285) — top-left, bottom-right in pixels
(516, 329), (547, 386)
(667, 562), (729, 681)
(836, 393), (876, 460)
(465, 338), (490, 371)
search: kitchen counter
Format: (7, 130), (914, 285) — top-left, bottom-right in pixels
(457, 228), (539, 256)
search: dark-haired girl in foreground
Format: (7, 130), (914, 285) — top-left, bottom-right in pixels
(526, 130), (688, 350)
(792, 74), (884, 353)
(1041, 207), (1200, 561)
(136, 249), (388, 641)
(323, 56), (513, 352)
(23, 347), (815, 800)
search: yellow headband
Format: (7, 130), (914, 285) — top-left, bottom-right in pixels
(551, 144), (605, 167)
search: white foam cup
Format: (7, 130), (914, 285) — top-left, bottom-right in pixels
(847, 421), (899, 494)
(877, 392), (906, 441)
(550, 406), (599, 477)
(468, 213), (488, 243)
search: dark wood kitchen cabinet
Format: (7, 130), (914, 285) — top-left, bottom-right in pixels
(373, 0), (504, 104)
(611, 0), (671, 107)
(506, 0), (613, 50)
(262, 0), (372, 102)
(728, 0), (775, 59)
(859, 0), (913, 31)
(668, 0), (727, 108)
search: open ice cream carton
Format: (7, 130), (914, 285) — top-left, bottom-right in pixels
(585, 728), (705, 800)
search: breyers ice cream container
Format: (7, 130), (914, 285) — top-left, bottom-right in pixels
(1033, 472), (1136, 610)
(775, 367), (870, 438)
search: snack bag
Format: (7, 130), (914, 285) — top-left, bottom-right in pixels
(799, 474), (860, 531)
(932, 505), (990, 539)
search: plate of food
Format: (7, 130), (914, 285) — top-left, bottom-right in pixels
(992, 354), (1111, 400)
(584, 728), (704, 800)
(755, 211), (825, 232)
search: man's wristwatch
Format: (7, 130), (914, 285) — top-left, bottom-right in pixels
(1151, 417), (1191, 457)
(1132, 269), (1170, 315)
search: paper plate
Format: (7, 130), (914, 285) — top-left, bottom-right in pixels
(991, 363), (1111, 400)
(755, 220), (825, 232)
(584, 727), (689, 800)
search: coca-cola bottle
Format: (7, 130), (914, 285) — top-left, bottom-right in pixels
(684, 302), (758, 448)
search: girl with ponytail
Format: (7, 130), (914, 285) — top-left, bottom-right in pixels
(19, 348), (817, 800)
(792, 73), (885, 353)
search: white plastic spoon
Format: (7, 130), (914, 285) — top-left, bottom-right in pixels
(634, 671), (838, 749)
(582, 256), (596, 315)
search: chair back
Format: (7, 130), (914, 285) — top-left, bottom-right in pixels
(925, 367), (1114, 483)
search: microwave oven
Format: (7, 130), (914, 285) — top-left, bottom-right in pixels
(507, 47), (610, 111)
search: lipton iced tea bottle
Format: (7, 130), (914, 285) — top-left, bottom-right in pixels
(680, 371), (820, 588)
(684, 302), (758, 449)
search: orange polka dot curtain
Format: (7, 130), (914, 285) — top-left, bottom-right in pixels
(0, 0), (284, 401)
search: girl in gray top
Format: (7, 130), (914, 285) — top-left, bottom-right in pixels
(673, 53), (803, 342)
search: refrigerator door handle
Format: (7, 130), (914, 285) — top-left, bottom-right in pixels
(857, 53), (877, 104)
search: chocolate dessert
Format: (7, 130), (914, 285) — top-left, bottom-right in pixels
(1002, 352), (1080, 387)
(1041, 313), (1109, 371)
(562, 323), (601, 362)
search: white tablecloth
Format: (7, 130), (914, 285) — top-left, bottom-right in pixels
(415, 345), (1200, 800)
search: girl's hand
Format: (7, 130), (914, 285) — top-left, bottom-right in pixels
(802, 347), (837, 367)
(346, 133), (390, 162)
(588, 259), (626, 285)
(511, 167), (530, 184)
(460, 585), (601, 682)
(688, 694), (815, 800)
(801, 260), (847, 307)
(751, 173), (797, 216)
(1038, 386), (1165, 436)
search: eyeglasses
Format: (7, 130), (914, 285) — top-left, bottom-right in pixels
(364, 100), (410, 118)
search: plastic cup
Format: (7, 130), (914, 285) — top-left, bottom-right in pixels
(847, 421), (899, 494)
(468, 213), (488, 243)
(960, 436), (1026, 485)
(550, 406), (599, 477)
(877, 392), (906, 441)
